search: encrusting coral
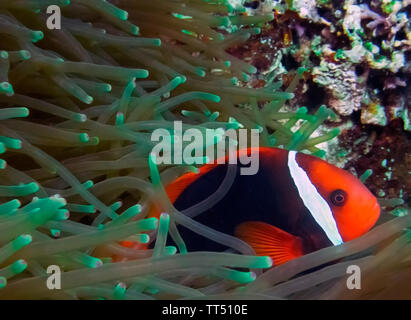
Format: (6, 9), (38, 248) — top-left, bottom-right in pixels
(0, 0), (409, 300)
(239, 0), (410, 128)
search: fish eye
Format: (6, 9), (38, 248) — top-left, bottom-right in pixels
(330, 189), (347, 206)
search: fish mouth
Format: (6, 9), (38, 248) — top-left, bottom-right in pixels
(369, 201), (381, 225)
(373, 201), (381, 216)
(356, 201), (381, 232)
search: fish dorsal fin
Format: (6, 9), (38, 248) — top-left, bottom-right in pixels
(148, 163), (218, 220)
(165, 163), (218, 204)
(235, 221), (304, 265)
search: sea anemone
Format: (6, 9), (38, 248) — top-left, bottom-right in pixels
(0, 0), (409, 300)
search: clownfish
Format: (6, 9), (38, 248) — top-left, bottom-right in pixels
(147, 147), (381, 266)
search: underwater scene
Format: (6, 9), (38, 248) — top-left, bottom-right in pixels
(0, 0), (409, 301)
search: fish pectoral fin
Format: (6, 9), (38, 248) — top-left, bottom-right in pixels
(235, 221), (304, 266)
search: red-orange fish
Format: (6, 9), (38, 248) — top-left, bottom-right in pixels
(147, 147), (380, 265)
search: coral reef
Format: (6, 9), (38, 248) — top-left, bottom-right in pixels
(232, 0), (410, 122)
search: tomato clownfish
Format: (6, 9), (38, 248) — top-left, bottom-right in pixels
(147, 147), (381, 266)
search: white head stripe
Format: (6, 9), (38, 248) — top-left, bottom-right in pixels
(288, 151), (343, 245)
